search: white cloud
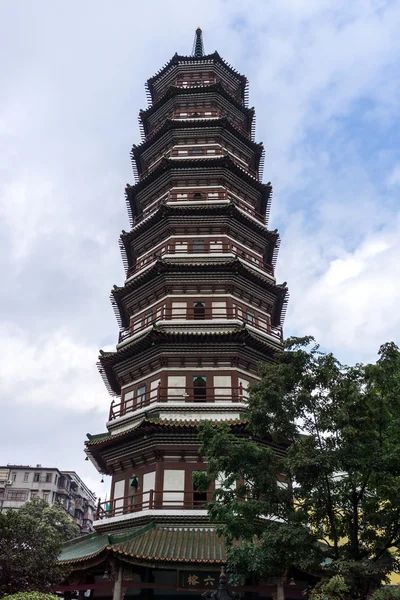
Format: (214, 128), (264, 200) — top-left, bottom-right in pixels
(0, 324), (109, 412)
(283, 213), (400, 361)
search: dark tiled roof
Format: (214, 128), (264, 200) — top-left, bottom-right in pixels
(134, 116), (260, 157)
(146, 52), (247, 89)
(125, 156), (270, 196)
(85, 418), (248, 448)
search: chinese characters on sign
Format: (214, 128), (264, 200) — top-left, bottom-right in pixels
(178, 571), (219, 590)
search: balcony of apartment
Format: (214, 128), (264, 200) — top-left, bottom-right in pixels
(109, 384), (247, 421)
(118, 306), (282, 346)
(96, 489), (211, 521)
(133, 189), (265, 228)
(126, 240), (274, 282)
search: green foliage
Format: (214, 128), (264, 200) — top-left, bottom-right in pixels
(3, 593), (59, 600)
(19, 498), (79, 542)
(371, 585), (400, 600)
(198, 338), (400, 599)
(0, 499), (77, 595)
(308, 575), (350, 600)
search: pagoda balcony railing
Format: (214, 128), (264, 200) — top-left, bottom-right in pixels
(109, 386), (247, 421)
(127, 243), (274, 279)
(175, 76), (217, 87)
(173, 77), (241, 101)
(96, 489), (212, 520)
(133, 192), (265, 226)
(172, 109), (220, 120)
(118, 309), (282, 344)
(141, 148), (256, 181)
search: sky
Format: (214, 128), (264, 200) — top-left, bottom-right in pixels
(1, 0), (400, 500)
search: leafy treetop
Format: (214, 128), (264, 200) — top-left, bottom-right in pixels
(199, 337), (400, 600)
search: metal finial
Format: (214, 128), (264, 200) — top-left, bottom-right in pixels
(192, 27), (204, 57)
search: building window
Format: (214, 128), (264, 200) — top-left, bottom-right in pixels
(192, 239), (205, 253)
(192, 471), (207, 507)
(193, 375), (207, 402)
(7, 489), (28, 501)
(46, 473), (52, 483)
(137, 385), (146, 406)
(54, 475), (58, 486)
(193, 301), (206, 319)
(11, 472), (16, 481)
(23, 472), (29, 482)
(43, 492), (49, 503)
(246, 309), (255, 325)
(33, 473), (40, 482)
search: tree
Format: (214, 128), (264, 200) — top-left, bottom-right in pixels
(19, 498), (79, 541)
(198, 337), (400, 600)
(0, 499), (78, 595)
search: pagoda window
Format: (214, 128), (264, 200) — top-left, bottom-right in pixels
(163, 470), (185, 506)
(123, 390), (134, 412)
(192, 239), (205, 253)
(214, 375), (232, 402)
(192, 147), (204, 154)
(207, 191), (219, 198)
(212, 301), (226, 318)
(137, 385), (146, 407)
(177, 149), (188, 155)
(177, 192), (188, 199)
(193, 301), (206, 319)
(206, 149), (216, 154)
(191, 111), (200, 117)
(149, 378), (161, 403)
(238, 378), (250, 401)
(193, 375), (207, 402)
(144, 310), (153, 326)
(205, 111), (212, 116)
(192, 470), (207, 507)
(175, 241), (188, 254)
(210, 240), (223, 253)
(246, 309), (256, 325)
(192, 192), (203, 199)
(167, 375), (186, 401)
(171, 301), (186, 318)
(113, 479), (125, 515)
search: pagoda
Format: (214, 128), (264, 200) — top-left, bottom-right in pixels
(58, 29), (291, 599)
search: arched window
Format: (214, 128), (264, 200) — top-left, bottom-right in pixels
(193, 301), (206, 319)
(192, 375), (207, 402)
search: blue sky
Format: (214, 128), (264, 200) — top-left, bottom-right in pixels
(1, 0), (400, 498)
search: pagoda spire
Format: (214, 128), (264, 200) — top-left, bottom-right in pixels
(192, 27), (204, 57)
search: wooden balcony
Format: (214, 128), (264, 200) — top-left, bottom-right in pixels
(118, 308), (282, 344)
(109, 386), (247, 421)
(96, 489), (211, 520)
(126, 242), (274, 279)
(133, 191), (266, 227)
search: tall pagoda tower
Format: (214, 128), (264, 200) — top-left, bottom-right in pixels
(59, 29), (289, 599)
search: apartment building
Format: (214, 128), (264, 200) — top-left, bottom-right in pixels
(0, 465), (96, 535)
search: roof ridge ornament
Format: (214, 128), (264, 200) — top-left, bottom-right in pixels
(192, 27), (204, 57)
